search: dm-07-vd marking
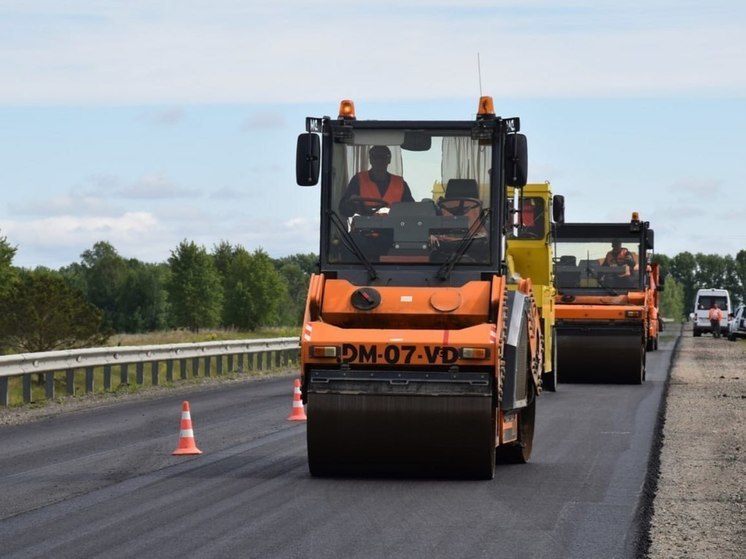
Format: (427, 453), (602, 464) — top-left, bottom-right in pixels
(341, 343), (460, 365)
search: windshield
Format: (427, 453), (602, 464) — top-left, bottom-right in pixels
(555, 238), (642, 292)
(507, 196), (545, 240)
(695, 296), (728, 312)
(326, 128), (493, 266)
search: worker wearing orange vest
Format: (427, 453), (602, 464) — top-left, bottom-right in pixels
(709, 303), (723, 338)
(339, 145), (414, 217)
(602, 239), (636, 277)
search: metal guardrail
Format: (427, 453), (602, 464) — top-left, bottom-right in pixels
(0, 337), (300, 406)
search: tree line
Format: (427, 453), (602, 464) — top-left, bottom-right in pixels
(652, 251), (746, 322)
(0, 229), (744, 353)
(0, 235), (316, 353)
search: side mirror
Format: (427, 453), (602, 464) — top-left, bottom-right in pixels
(504, 134), (528, 187)
(552, 194), (565, 224)
(296, 133), (320, 186)
(645, 229), (654, 250)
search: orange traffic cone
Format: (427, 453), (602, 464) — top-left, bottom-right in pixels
(172, 400), (203, 455)
(287, 379), (307, 421)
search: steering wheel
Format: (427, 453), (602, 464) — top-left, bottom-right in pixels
(438, 197), (481, 216)
(347, 196), (390, 216)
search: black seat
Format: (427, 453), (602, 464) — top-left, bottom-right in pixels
(556, 255), (580, 287)
(440, 179), (481, 217)
(445, 179), (479, 199)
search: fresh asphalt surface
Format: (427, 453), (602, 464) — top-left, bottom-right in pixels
(0, 330), (677, 559)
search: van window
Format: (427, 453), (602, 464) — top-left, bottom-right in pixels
(696, 296), (728, 310)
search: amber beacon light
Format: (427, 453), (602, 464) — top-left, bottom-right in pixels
(338, 99), (356, 119)
(477, 96), (495, 116)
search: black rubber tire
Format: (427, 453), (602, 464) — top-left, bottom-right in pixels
(496, 326), (536, 464)
(693, 328), (701, 337)
(645, 336), (654, 351)
(541, 327), (558, 392)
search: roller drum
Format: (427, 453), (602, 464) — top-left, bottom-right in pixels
(556, 323), (645, 384)
(306, 370), (496, 478)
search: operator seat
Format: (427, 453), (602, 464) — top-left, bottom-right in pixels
(439, 179), (482, 221)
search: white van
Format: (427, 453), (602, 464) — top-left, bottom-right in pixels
(691, 288), (731, 337)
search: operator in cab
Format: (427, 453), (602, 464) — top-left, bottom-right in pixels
(602, 239), (637, 276)
(339, 145), (414, 217)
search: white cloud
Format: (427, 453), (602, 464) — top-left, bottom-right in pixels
(1, 2), (743, 104)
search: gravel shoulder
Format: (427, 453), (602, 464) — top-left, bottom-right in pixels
(646, 326), (745, 558)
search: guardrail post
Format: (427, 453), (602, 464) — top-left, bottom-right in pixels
(180, 358), (188, 380)
(66, 368), (75, 396)
(45, 371), (55, 400)
(23, 374), (32, 403)
(192, 357), (199, 378)
(104, 365), (112, 391)
(216, 355), (223, 376)
(227, 354), (234, 373)
(166, 360), (174, 383)
(121, 363), (130, 387)
(85, 366), (94, 394)
(136, 362), (145, 385)
(0, 377), (8, 406)
(151, 361), (159, 386)
(205, 357), (212, 378)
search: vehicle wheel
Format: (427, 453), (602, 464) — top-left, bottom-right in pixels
(541, 328), (558, 392)
(728, 332), (736, 341)
(496, 325), (536, 464)
(496, 393), (535, 464)
(693, 328), (701, 337)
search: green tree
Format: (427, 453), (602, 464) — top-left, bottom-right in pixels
(694, 253), (728, 289)
(212, 240), (236, 280)
(0, 268), (110, 352)
(223, 248), (287, 330)
(120, 260), (171, 332)
(735, 250), (746, 306)
(0, 231), (19, 300)
(669, 252), (697, 312)
(167, 240), (223, 331)
(78, 241), (129, 330)
(659, 276), (685, 321)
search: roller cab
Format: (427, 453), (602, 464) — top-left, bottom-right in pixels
(506, 182), (565, 391)
(554, 215), (656, 383)
(296, 98), (543, 478)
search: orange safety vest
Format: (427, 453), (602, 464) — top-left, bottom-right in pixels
(358, 172), (404, 204)
(709, 308), (722, 321)
(604, 248), (630, 266)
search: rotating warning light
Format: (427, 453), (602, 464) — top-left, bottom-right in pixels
(338, 100), (356, 119)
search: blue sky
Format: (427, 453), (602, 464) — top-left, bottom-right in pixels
(1, 1), (744, 269)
